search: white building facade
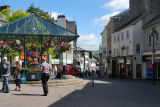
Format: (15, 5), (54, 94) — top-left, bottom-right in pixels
(101, 28), (108, 77)
(111, 20), (144, 79)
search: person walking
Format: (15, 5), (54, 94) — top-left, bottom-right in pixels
(53, 65), (57, 76)
(14, 61), (22, 91)
(1, 57), (10, 93)
(62, 63), (66, 78)
(40, 58), (52, 96)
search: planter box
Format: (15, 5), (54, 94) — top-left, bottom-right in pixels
(26, 72), (41, 81)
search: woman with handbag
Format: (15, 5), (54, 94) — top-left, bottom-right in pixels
(14, 61), (22, 91)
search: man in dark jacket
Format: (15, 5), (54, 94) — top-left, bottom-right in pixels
(1, 57), (10, 93)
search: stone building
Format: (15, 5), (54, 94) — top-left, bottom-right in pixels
(142, 0), (160, 79)
(143, 17), (160, 79)
(100, 19), (114, 77)
(101, 0), (160, 79)
(100, 26), (107, 76)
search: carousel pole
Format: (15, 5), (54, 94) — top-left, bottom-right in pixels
(24, 35), (26, 72)
(41, 35), (43, 64)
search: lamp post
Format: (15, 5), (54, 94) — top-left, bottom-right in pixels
(151, 27), (157, 85)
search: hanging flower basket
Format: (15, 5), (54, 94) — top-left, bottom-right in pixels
(10, 40), (24, 53)
(0, 41), (11, 52)
(56, 41), (71, 52)
(46, 40), (54, 47)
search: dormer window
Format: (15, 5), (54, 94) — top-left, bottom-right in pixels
(114, 17), (121, 22)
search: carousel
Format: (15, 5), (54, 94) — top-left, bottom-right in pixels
(0, 14), (79, 82)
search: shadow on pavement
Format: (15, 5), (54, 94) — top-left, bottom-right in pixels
(48, 79), (160, 107)
(12, 93), (42, 96)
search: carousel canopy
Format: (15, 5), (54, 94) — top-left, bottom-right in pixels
(0, 14), (79, 43)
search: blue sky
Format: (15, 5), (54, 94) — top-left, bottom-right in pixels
(1, 0), (129, 50)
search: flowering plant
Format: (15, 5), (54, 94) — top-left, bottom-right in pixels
(28, 50), (39, 58)
(46, 40), (54, 47)
(56, 41), (71, 52)
(10, 40), (24, 53)
(0, 41), (11, 52)
(11, 40), (20, 46)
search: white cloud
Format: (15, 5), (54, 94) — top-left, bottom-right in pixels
(49, 12), (61, 20)
(49, 12), (71, 20)
(102, 0), (129, 10)
(77, 33), (100, 50)
(94, 11), (120, 26)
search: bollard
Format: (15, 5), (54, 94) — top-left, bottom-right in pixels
(90, 73), (94, 86)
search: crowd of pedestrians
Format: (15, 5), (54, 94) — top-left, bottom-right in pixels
(0, 57), (53, 96)
(82, 67), (100, 79)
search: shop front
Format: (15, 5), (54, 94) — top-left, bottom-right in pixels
(116, 57), (133, 79)
(143, 54), (160, 79)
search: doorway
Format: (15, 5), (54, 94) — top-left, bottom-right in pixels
(136, 64), (142, 78)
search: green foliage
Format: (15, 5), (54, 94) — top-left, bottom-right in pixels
(43, 46), (57, 59)
(0, 8), (30, 22)
(8, 9), (30, 22)
(26, 3), (54, 23)
(0, 7), (14, 21)
(5, 50), (20, 57)
(92, 50), (99, 57)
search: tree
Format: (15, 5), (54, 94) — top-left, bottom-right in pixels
(8, 9), (30, 22)
(26, 4), (54, 23)
(0, 8), (30, 22)
(0, 7), (13, 21)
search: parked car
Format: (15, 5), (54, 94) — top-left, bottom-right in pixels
(66, 66), (82, 76)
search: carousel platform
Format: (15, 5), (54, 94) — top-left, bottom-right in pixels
(26, 75), (90, 87)
(0, 75), (90, 87)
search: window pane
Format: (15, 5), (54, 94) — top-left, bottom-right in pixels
(117, 35), (119, 42)
(126, 30), (129, 39)
(121, 32), (124, 40)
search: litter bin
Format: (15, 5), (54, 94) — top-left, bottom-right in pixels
(20, 68), (26, 83)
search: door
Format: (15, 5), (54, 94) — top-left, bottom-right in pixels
(155, 62), (160, 79)
(136, 64), (142, 78)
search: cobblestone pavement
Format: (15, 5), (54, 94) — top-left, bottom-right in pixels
(0, 79), (160, 107)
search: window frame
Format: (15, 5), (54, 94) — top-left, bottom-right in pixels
(121, 32), (124, 41)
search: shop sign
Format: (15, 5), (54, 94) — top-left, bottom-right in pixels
(119, 59), (124, 63)
(126, 60), (131, 64)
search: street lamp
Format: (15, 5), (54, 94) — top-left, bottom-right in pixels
(151, 27), (158, 85)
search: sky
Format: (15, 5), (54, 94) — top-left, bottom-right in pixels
(1, 0), (129, 50)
